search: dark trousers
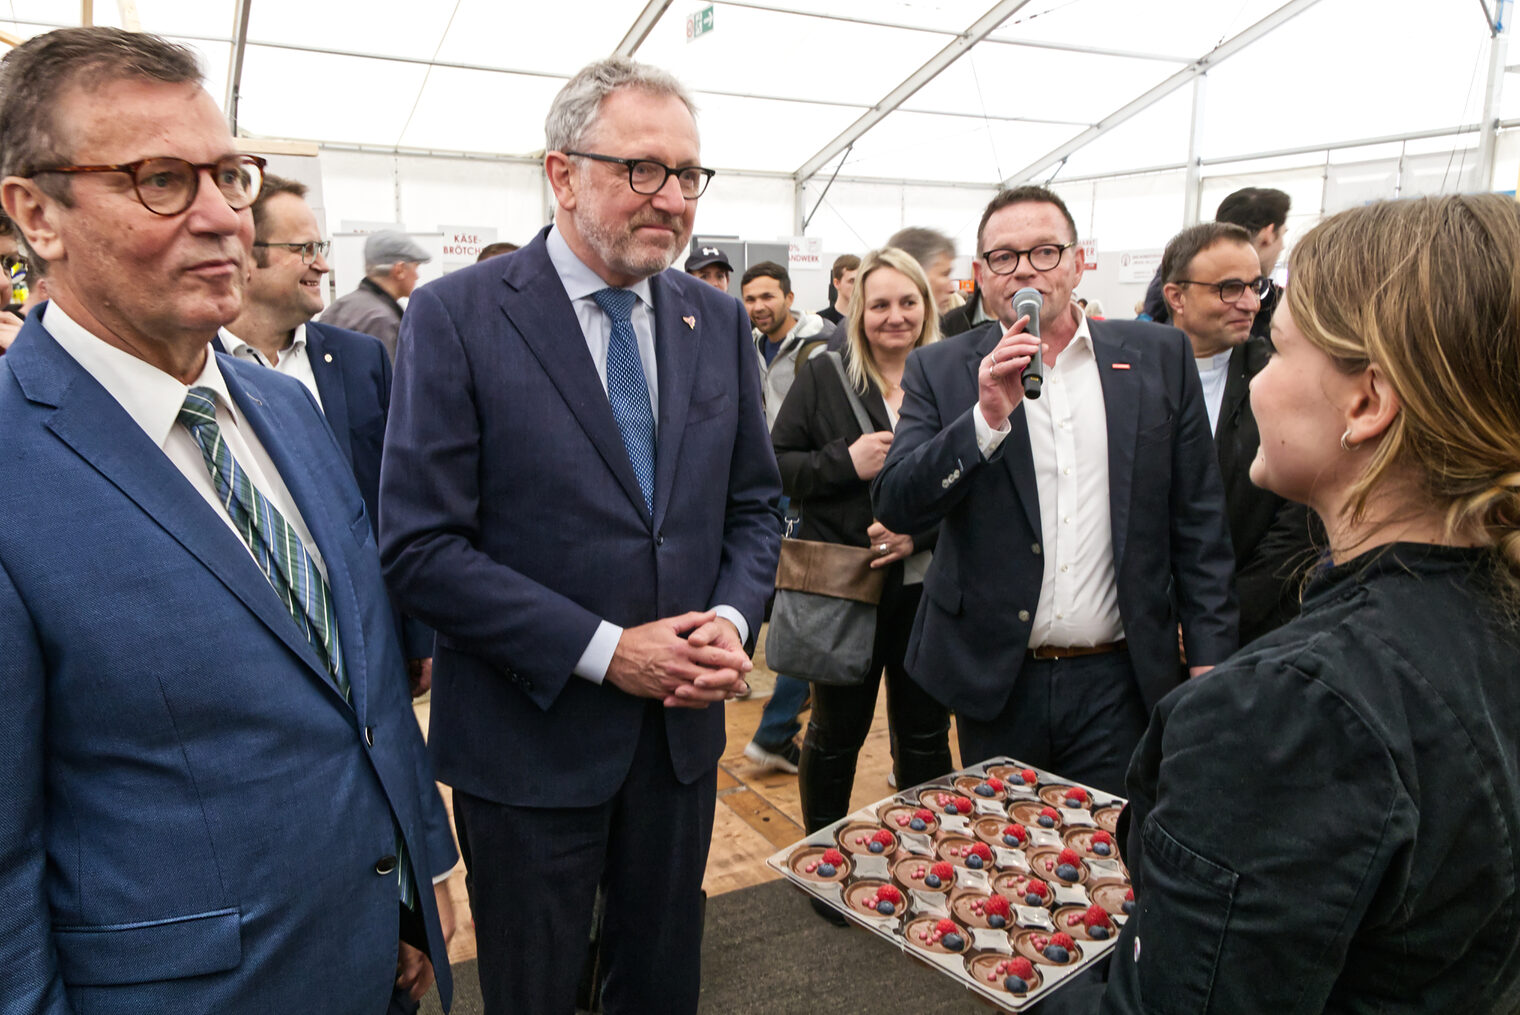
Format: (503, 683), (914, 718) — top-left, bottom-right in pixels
(453, 701), (717, 1015)
(956, 650), (1148, 797)
(799, 581), (953, 832)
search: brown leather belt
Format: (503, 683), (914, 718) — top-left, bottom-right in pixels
(1027, 640), (1127, 660)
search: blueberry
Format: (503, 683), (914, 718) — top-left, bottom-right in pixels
(1094, 843), (1112, 856)
(925, 874), (942, 889)
(1065, 799), (1082, 808)
(942, 933), (964, 951)
(1003, 834), (1019, 847)
(1056, 863), (1080, 881)
(1005, 976), (1030, 993)
(817, 863), (836, 877)
(1090, 925), (1109, 940)
(967, 854), (984, 869)
(989, 914), (1006, 928)
(1038, 816), (1055, 828)
(876, 900), (895, 915)
(946, 803), (960, 815)
(1044, 944), (1070, 963)
(975, 784), (995, 797)
(1122, 900), (1136, 915)
(910, 818), (927, 831)
(868, 841), (884, 854)
(1025, 893), (1042, 906)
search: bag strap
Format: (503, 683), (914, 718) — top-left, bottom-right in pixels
(825, 351), (877, 435)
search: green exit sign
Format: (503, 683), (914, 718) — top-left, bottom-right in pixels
(687, 5), (714, 41)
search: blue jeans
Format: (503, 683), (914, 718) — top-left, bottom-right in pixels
(752, 673), (809, 750)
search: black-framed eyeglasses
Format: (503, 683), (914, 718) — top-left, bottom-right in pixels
(1175, 276), (1271, 304)
(564, 151), (714, 199)
(27, 154), (266, 217)
(981, 242), (1075, 276)
(254, 239), (331, 265)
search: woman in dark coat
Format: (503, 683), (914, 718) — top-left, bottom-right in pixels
(1101, 194), (1520, 1013)
(771, 246), (954, 845)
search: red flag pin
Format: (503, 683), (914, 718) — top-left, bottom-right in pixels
(1111, 362), (1131, 370)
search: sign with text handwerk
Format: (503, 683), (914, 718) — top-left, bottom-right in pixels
(438, 225), (498, 273)
(786, 235), (823, 269)
(1118, 250), (1162, 285)
(687, 5), (714, 41)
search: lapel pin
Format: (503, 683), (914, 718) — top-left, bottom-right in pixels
(323, 353), (333, 362)
(682, 315), (696, 330)
(1111, 363), (1131, 370)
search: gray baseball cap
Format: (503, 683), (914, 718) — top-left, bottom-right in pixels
(364, 230), (431, 265)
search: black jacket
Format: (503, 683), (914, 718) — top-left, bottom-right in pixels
(1103, 543), (1520, 1014)
(1216, 335), (1320, 645)
(771, 351), (936, 556)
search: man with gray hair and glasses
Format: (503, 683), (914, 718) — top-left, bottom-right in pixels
(380, 56), (781, 1014)
(0, 26), (454, 1013)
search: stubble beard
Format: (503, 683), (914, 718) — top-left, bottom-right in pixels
(579, 207), (689, 282)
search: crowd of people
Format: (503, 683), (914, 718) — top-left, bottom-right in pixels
(2, 23), (1518, 1015)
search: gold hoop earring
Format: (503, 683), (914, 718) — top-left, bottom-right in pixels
(1340, 430), (1356, 452)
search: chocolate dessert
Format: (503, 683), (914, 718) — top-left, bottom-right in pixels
(967, 952), (1043, 996)
(1010, 800), (1063, 829)
(1038, 784), (1090, 810)
(879, 803), (939, 835)
(936, 834), (992, 869)
(895, 856), (956, 893)
(919, 788), (977, 817)
(844, 879), (905, 918)
(992, 870), (1052, 908)
(1028, 846), (1088, 886)
(789, 845), (850, 883)
(838, 822), (897, 856)
(953, 774), (1008, 802)
(904, 916), (969, 954)
(1013, 929), (1082, 966)
(1063, 826), (1120, 860)
(1052, 903), (1117, 941)
(950, 890), (1014, 930)
(1088, 879), (1135, 919)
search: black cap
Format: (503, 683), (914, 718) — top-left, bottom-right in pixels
(684, 245), (733, 273)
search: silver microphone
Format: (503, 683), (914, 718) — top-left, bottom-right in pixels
(1012, 287), (1044, 400)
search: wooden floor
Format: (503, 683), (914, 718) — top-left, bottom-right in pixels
(414, 632), (959, 966)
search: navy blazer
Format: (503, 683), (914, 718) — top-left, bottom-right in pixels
(379, 228), (783, 807)
(0, 317), (452, 1013)
(872, 318), (1237, 719)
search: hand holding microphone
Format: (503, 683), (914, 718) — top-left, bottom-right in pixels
(975, 288), (1045, 429)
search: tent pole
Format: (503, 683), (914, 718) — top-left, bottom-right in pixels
(224, 0), (251, 135)
(1182, 74), (1207, 227)
(1478, 0), (1511, 190)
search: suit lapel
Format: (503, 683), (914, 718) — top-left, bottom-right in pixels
(303, 324), (355, 468)
(223, 362), (364, 714)
(1092, 323), (1141, 570)
(649, 272), (696, 528)
(501, 239), (652, 523)
(14, 331), (342, 700)
(965, 327), (1040, 536)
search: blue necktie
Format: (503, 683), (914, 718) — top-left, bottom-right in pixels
(177, 387), (415, 910)
(592, 287), (656, 514)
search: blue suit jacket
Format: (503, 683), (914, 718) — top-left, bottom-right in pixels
(0, 316), (453, 1013)
(379, 228), (782, 807)
(872, 318), (1238, 719)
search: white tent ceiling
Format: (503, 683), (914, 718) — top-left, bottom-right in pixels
(1, 0), (1511, 193)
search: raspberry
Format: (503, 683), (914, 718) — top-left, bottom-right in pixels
(986, 777), (1004, 791)
(1003, 824), (1026, 843)
(914, 808), (935, 823)
(953, 796), (974, 813)
(1125, 887), (1135, 901)
(1008, 957), (1035, 979)
(969, 842), (994, 862)
(1051, 932), (1076, 950)
(1025, 879), (1048, 898)
(872, 828), (895, 846)
(1064, 787), (1087, 804)
(1040, 807), (1060, 821)
(1084, 904), (1112, 928)
(1058, 847), (1082, 867)
(936, 918), (958, 936)
(985, 893), (1011, 917)
(1020, 768), (1038, 784)
(1092, 830), (1114, 846)
(876, 884), (902, 904)
(930, 861), (954, 881)
(821, 848), (845, 865)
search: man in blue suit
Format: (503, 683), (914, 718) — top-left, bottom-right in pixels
(873, 185), (1237, 797)
(220, 173), (438, 695)
(0, 27), (452, 1013)
(380, 57), (782, 1015)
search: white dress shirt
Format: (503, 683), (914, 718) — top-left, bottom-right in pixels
(219, 324), (325, 412)
(44, 302), (327, 581)
(1195, 348), (1233, 435)
(973, 305), (1124, 648)
(544, 225), (748, 682)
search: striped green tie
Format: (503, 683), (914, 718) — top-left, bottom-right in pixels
(177, 386), (415, 909)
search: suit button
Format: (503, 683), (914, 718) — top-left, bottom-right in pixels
(656, 532), (665, 546)
(1017, 610), (1031, 622)
(364, 726), (374, 747)
(1031, 542), (1042, 555)
(374, 855), (398, 876)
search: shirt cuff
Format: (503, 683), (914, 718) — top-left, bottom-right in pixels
(712, 606), (749, 648)
(973, 406), (1011, 458)
(573, 621), (623, 684)
(432, 871), (453, 885)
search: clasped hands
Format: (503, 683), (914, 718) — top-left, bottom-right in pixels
(606, 610), (752, 708)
